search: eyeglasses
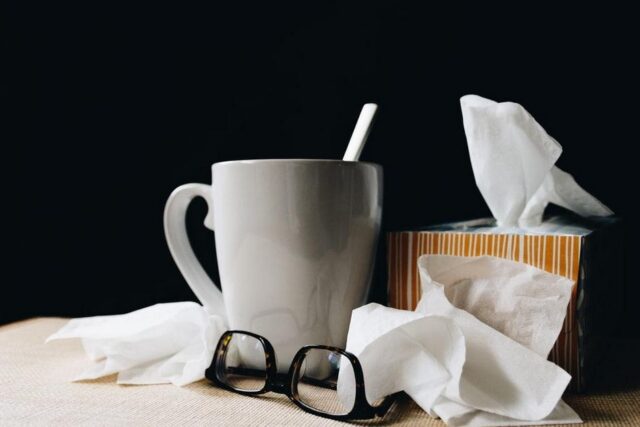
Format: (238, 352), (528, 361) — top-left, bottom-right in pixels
(205, 330), (394, 421)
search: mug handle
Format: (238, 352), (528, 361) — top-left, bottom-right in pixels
(163, 183), (227, 319)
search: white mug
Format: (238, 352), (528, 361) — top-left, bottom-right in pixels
(164, 159), (383, 371)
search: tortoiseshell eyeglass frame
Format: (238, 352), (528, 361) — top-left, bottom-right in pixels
(204, 330), (395, 421)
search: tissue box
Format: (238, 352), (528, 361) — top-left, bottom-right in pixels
(386, 215), (623, 392)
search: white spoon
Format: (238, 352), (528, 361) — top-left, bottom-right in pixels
(343, 103), (378, 161)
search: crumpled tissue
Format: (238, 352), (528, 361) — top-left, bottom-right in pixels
(46, 257), (582, 426)
(460, 94), (612, 228)
(342, 255), (582, 426)
(46, 302), (225, 386)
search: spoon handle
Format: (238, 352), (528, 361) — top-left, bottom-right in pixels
(343, 103), (378, 161)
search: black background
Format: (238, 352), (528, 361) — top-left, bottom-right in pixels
(4, 3), (638, 335)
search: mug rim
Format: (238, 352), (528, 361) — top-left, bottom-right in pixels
(212, 159), (382, 169)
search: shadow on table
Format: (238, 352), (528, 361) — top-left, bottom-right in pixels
(188, 340), (640, 425)
(78, 339), (639, 426)
(189, 382), (433, 426)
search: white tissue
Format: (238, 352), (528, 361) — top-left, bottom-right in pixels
(460, 94), (612, 228)
(344, 255), (582, 426)
(46, 302), (225, 386)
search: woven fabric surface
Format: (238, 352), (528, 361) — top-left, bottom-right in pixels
(1, 318), (638, 426)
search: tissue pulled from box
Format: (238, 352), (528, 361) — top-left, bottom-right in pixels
(343, 255), (582, 426)
(460, 94), (612, 228)
(46, 302), (225, 386)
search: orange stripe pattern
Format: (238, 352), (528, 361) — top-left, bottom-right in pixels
(387, 231), (582, 390)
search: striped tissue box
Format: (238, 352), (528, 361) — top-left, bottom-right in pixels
(386, 215), (623, 391)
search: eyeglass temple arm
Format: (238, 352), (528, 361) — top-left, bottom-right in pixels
(371, 392), (400, 416)
(226, 366), (339, 390)
(241, 371), (337, 395)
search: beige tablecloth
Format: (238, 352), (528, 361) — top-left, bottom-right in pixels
(1, 318), (638, 426)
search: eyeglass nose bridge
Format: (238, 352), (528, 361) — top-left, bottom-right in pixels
(269, 372), (291, 395)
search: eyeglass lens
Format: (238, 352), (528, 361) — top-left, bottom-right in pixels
(294, 348), (356, 416)
(217, 333), (267, 392)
